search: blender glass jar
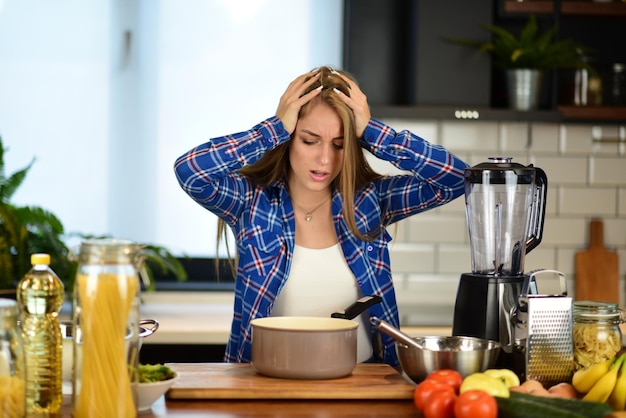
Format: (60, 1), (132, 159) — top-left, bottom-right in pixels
(464, 157), (547, 276)
(573, 301), (623, 370)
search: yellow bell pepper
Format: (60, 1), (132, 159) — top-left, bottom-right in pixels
(483, 368), (521, 388)
(460, 372), (510, 398)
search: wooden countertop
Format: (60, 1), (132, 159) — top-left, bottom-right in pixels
(59, 363), (421, 417)
(61, 396), (422, 417)
(166, 363), (414, 400)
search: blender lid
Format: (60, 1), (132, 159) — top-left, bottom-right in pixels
(465, 157), (538, 184)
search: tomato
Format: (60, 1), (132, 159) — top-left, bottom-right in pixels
(422, 388), (457, 418)
(425, 369), (463, 393)
(454, 389), (498, 418)
(413, 379), (455, 411)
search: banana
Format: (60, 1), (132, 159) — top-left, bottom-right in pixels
(583, 354), (625, 403)
(573, 357), (616, 393)
(609, 355), (626, 410)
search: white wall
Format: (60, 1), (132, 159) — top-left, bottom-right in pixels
(0, 0), (343, 256)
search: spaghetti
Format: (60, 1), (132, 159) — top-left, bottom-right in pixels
(74, 272), (139, 418)
(573, 322), (621, 370)
(0, 376), (25, 418)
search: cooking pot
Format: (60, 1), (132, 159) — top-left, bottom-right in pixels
(250, 295), (381, 380)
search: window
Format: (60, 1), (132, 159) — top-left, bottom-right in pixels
(0, 1), (342, 269)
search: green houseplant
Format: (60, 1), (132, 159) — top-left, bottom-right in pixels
(0, 136), (187, 293)
(447, 15), (594, 110)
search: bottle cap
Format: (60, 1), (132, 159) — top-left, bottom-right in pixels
(31, 253), (51, 265)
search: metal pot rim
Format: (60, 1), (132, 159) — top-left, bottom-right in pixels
(251, 316), (358, 331)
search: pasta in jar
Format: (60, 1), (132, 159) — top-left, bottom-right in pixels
(71, 239), (142, 418)
(573, 301), (624, 370)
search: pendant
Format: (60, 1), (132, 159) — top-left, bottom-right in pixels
(305, 213), (312, 221)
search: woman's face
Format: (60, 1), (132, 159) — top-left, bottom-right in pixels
(288, 99), (344, 196)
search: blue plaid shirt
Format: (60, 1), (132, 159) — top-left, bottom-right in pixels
(174, 116), (468, 366)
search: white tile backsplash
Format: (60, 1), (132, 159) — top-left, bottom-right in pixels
(380, 117), (626, 326)
(542, 218), (587, 245)
(438, 244), (471, 274)
(408, 216), (467, 244)
(533, 156), (588, 185)
(389, 243), (435, 273)
(556, 248), (578, 276)
(382, 119), (440, 144)
(500, 122), (530, 152)
(603, 218), (626, 248)
(559, 187), (617, 216)
(530, 123), (560, 153)
(561, 124), (595, 154)
(620, 188), (626, 216)
(440, 121), (499, 151)
(591, 157), (626, 185)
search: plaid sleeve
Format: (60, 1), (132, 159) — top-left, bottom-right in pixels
(173, 117), (291, 220)
(361, 118), (469, 222)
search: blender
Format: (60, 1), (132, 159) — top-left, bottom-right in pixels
(452, 157), (547, 367)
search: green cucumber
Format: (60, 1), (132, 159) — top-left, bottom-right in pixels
(497, 391), (613, 418)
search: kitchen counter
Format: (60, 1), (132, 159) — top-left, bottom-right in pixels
(60, 363), (422, 417)
(61, 397), (421, 417)
(139, 291), (452, 346)
(146, 398), (421, 417)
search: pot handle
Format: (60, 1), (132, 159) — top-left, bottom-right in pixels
(331, 295), (382, 320)
(139, 318), (159, 338)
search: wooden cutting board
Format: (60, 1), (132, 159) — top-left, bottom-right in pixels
(165, 363), (414, 400)
(575, 219), (619, 303)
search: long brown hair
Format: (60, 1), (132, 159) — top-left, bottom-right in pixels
(217, 67), (383, 271)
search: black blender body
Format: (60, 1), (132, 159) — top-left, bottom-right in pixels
(452, 157), (547, 367)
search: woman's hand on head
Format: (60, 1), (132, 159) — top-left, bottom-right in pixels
(332, 72), (371, 138)
(275, 70), (321, 135)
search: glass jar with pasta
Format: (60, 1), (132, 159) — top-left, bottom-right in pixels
(72, 238), (142, 418)
(573, 301), (624, 371)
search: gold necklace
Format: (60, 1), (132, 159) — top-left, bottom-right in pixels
(293, 195), (331, 222)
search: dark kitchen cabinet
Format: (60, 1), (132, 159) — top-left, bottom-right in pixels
(343, 0), (626, 122)
(343, 0), (492, 107)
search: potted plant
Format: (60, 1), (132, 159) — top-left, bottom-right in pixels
(0, 136), (187, 295)
(447, 15), (594, 110)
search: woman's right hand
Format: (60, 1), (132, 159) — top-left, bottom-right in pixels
(275, 70), (321, 134)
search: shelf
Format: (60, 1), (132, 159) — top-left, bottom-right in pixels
(370, 105), (561, 122)
(370, 105), (626, 123)
(503, 1), (626, 17)
(503, 1), (554, 14)
(558, 105), (626, 121)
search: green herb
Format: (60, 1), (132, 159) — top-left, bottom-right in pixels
(138, 364), (176, 383)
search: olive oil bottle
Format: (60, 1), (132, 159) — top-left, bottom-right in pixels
(17, 253), (64, 416)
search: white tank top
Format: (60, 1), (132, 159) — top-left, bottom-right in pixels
(271, 243), (373, 363)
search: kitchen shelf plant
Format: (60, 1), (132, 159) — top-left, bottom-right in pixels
(446, 14), (594, 110)
(0, 135), (187, 294)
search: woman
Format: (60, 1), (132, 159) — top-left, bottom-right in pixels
(174, 67), (468, 366)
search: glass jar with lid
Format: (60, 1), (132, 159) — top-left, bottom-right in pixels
(573, 301), (624, 370)
(71, 238), (142, 417)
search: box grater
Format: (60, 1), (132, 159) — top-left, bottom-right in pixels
(513, 269), (573, 387)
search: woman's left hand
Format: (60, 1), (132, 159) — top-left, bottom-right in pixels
(333, 72), (371, 138)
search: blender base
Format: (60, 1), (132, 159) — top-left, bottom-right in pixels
(452, 273), (525, 369)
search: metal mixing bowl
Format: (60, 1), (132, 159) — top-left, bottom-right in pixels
(396, 335), (501, 384)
